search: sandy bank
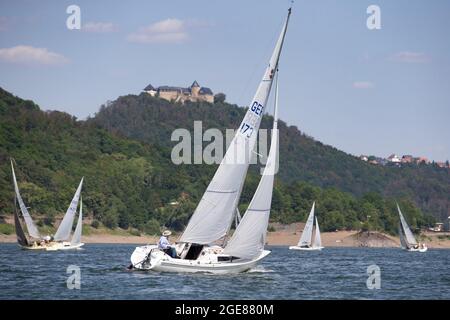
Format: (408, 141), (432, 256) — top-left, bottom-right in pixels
(1, 223), (450, 248)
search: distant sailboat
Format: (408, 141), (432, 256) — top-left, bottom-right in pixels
(130, 7), (292, 273)
(11, 160), (48, 250)
(289, 202), (324, 251)
(47, 180), (85, 251)
(11, 160), (84, 251)
(397, 204), (427, 252)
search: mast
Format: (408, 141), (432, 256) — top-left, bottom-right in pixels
(180, 7), (292, 245)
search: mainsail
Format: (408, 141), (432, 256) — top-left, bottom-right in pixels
(180, 8), (291, 245)
(11, 161), (41, 239)
(13, 202), (29, 247)
(397, 204), (418, 246)
(223, 74), (280, 259)
(297, 202), (315, 247)
(399, 223), (408, 249)
(71, 197), (83, 245)
(313, 217), (322, 248)
(54, 178), (84, 241)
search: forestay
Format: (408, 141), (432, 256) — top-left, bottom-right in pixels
(298, 202), (315, 247)
(180, 9), (291, 245)
(223, 75), (281, 259)
(11, 161), (41, 239)
(54, 178), (84, 241)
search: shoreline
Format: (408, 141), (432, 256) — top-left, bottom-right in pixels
(2, 224), (450, 248)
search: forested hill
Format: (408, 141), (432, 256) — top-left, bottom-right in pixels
(0, 87), (445, 236)
(92, 93), (450, 221)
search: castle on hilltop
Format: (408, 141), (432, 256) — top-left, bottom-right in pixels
(143, 81), (214, 103)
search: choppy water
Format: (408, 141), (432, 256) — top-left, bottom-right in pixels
(0, 243), (449, 299)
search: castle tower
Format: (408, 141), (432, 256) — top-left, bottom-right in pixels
(191, 80), (200, 97)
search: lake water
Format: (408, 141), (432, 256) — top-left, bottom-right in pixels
(1, 243), (449, 300)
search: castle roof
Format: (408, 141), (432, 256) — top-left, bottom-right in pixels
(144, 84), (156, 91)
(191, 80), (200, 88)
(199, 87), (213, 95)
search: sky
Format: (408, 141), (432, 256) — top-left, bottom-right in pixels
(1, 0), (449, 162)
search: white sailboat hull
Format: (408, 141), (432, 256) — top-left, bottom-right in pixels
(45, 242), (84, 251)
(289, 246), (324, 251)
(405, 245), (427, 252)
(130, 245), (270, 274)
(21, 244), (49, 251)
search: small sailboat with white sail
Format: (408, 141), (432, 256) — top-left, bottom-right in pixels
(397, 204), (427, 252)
(11, 160), (49, 250)
(130, 7), (292, 273)
(46, 196), (84, 251)
(11, 160), (84, 251)
(289, 202), (324, 251)
(46, 180), (85, 251)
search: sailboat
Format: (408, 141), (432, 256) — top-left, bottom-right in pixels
(11, 160), (84, 251)
(130, 7), (292, 274)
(397, 204), (427, 252)
(289, 202), (324, 251)
(45, 180), (85, 251)
(11, 160), (48, 250)
(47, 196), (84, 250)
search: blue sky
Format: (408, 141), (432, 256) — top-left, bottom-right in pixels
(1, 0), (449, 162)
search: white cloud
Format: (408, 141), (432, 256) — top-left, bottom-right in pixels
(353, 81), (374, 89)
(82, 22), (117, 33)
(127, 18), (190, 44)
(390, 51), (430, 63)
(0, 45), (69, 65)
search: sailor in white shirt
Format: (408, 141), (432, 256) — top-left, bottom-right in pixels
(158, 230), (177, 258)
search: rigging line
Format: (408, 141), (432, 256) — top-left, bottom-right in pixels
(236, 16), (285, 106)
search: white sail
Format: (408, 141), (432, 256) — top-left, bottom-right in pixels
(397, 204), (418, 246)
(399, 223), (408, 249)
(180, 9), (291, 245)
(10, 161), (41, 239)
(223, 74), (280, 259)
(71, 197), (83, 245)
(313, 217), (322, 248)
(54, 177), (84, 241)
(297, 202), (315, 247)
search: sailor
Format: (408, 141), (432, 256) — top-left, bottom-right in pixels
(158, 230), (178, 258)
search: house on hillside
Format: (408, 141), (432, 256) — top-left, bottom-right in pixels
(143, 81), (214, 103)
(387, 154), (401, 163)
(415, 156), (430, 164)
(401, 155), (413, 163)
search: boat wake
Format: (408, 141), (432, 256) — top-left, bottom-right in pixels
(247, 266), (274, 273)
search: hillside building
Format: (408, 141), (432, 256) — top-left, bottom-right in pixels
(143, 81), (214, 103)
